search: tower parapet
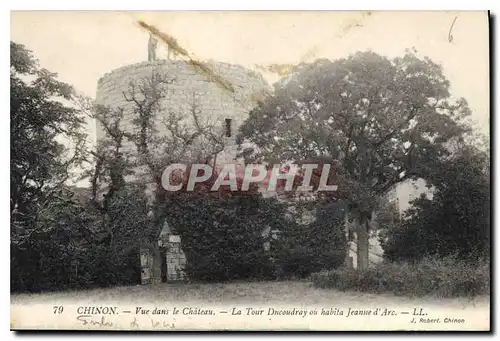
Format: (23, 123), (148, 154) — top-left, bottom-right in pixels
(95, 59), (269, 170)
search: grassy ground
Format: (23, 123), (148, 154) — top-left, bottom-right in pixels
(11, 280), (490, 309)
(11, 280), (490, 331)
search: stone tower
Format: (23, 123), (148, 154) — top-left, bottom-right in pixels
(96, 59), (268, 168)
(95, 52), (269, 283)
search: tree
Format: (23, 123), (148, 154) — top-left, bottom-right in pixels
(237, 50), (473, 270)
(76, 66), (230, 249)
(11, 42), (88, 279)
(11, 42), (87, 232)
(121, 70), (226, 244)
(375, 194), (401, 250)
(73, 66), (241, 286)
(10, 42), (93, 291)
(272, 199), (347, 278)
(382, 146), (490, 262)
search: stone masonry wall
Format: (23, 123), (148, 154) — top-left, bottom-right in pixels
(95, 59), (269, 169)
(98, 59), (269, 283)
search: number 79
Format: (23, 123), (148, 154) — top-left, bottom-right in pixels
(53, 306), (64, 314)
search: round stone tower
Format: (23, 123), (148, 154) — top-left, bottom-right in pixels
(95, 59), (269, 168)
(95, 58), (269, 284)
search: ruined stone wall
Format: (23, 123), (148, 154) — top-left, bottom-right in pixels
(98, 60), (269, 283)
(95, 59), (269, 168)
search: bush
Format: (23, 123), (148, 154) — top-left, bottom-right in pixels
(381, 149), (490, 263)
(11, 187), (149, 293)
(272, 223), (346, 279)
(163, 193), (289, 282)
(69, 245), (141, 289)
(310, 256), (490, 298)
(272, 200), (347, 279)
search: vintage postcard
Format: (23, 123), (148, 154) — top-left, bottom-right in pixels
(10, 11), (490, 331)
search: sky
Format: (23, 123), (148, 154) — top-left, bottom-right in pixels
(10, 11), (490, 198)
(11, 11), (489, 131)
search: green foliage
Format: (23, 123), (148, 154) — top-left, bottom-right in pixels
(11, 185), (150, 292)
(160, 178), (347, 281)
(272, 201), (347, 278)
(310, 256), (490, 298)
(11, 189), (96, 292)
(382, 147), (490, 262)
(69, 244), (141, 289)
(10, 42), (87, 234)
(237, 50), (473, 269)
(12, 41), (487, 294)
(162, 192), (289, 281)
(238, 51), (471, 199)
(10, 42), (90, 292)
(67, 187), (150, 289)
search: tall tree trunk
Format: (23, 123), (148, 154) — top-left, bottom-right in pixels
(344, 215), (353, 267)
(356, 218), (369, 270)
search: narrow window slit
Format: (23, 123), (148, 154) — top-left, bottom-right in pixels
(225, 118), (232, 137)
